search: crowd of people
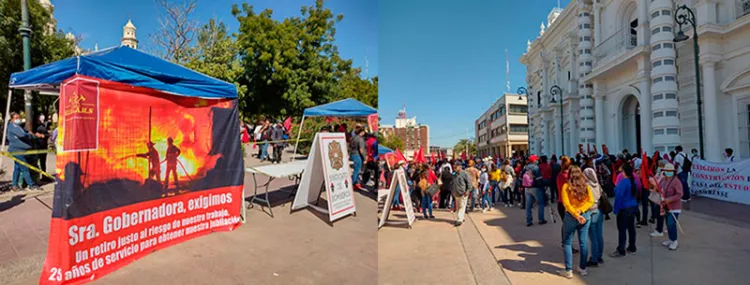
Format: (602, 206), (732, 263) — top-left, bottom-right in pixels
(3, 112), (55, 192)
(380, 146), (699, 279)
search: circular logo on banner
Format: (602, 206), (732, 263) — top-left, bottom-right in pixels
(328, 140), (344, 170)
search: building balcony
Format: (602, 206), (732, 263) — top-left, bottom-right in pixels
(593, 27), (637, 69)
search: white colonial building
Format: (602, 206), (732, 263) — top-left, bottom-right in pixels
(475, 94), (529, 158)
(521, 0), (750, 162)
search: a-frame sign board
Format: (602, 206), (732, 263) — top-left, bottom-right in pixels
(378, 168), (416, 229)
(292, 133), (357, 222)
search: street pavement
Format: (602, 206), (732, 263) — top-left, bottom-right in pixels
(378, 195), (750, 285)
(0, 149), (377, 285)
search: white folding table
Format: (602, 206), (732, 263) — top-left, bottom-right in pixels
(245, 160), (308, 217)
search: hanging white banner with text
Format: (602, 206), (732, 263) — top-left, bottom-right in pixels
(690, 158), (750, 206)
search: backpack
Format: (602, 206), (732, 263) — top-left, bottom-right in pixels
(522, 171), (534, 188)
(680, 153), (692, 173)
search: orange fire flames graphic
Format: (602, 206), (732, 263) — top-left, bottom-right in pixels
(56, 86), (232, 188)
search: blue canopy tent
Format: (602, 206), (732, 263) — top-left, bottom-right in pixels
(293, 98), (377, 160)
(378, 145), (393, 155)
(3, 46), (237, 152)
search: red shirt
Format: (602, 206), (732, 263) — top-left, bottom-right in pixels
(556, 170), (569, 204)
(539, 163), (552, 179)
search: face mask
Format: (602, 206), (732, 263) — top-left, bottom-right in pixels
(40, 115), (45, 122)
(13, 119), (21, 125)
(664, 172), (674, 177)
(692, 152), (697, 156)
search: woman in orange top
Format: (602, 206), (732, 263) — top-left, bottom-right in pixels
(557, 166), (595, 279)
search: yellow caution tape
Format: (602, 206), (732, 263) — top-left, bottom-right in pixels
(1, 151), (56, 180)
(243, 138), (311, 145)
(5, 149), (55, 156)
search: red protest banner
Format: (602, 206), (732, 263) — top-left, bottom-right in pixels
(41, 76), (243, 285)
(367, 114), (378, 132)
(60, 78), (100, 152)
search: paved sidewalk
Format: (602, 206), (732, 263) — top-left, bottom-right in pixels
(470, 200), (750, 285)
(1, 151), (377, 285)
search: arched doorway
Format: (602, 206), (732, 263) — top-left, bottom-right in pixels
(620, 95), (641, 153)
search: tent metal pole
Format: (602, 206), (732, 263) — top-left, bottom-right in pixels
(1, 89), (14, 174)
(291, 115), (305, 162)
(2, 89), (13, 151)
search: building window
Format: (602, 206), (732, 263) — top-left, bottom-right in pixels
(653, 77), (663, 84)
(510, 124), (529, 133)
(652, 11), (660, 18)
(663, 42), (674, 48)
(509, 104), (528, 114)
(654, 128), (665, 135)
(663, 26), (673, 32)
(653, 60), (662, 67)
(653, 44), (662, 50)
(661, 10), (671, 16)
(654, 94), (664, 101)
(664, 59), (674, 65)
(665, 76), (675, 81)
(665, 93), (677, 99)
(666, 128), (679, 135)
(654, 111), (664, 118)
(652, 27), (660, 34)
(666, 110), (678, 117)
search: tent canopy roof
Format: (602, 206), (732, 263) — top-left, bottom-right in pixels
(378, 145), (393, 155)
(303, 98), (376, 117)
(8, 46), (237, 99)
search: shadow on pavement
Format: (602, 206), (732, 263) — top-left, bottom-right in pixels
(0, 194), (27, 212)
(495, 243), (560, 275)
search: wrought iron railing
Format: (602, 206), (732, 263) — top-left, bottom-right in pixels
(593, 27), (637, 64)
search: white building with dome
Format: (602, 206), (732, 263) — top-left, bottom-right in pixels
(521, 0), (750, 162)
(121, 19), (138, 49)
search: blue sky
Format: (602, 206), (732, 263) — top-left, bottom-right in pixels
(379, 0), (570, 147)
(51, 0), (377, 76)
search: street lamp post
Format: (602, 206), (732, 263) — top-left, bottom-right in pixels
(550, 85), (564, 155)
(20, 0), (33, 131)
(517, 87), (531, 155)
(675, 5), (704, 159)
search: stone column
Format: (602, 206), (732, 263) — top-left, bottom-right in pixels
(569, 100), (579, 155)
(593, 4), (601, 46)
(639, 70), (653, 153)
(594, 84), (605, 146)
(702, 60), (721, 161)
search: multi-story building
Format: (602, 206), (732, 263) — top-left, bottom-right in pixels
(475, 94), (529, 158)
(380, 107), (430, 159)
(521, 0), (750, 161)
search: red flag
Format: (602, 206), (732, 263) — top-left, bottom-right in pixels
(470, 154), (474, 161)
(384, 153), (398, 168)
(461, 152), (467, 161)
(395, 149), (407, 164)
(431, 153), (436, 164)
(578, 144), (584, 154)
(367, 114), (378, 132)
(593, 144), (598, 154)
(602, 144), (609, 155)
(640, 152), (651, 187)
(283, 116), (292, 132)
(416, 147), (427, 164)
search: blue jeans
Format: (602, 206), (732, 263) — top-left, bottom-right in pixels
(666, 212), (680, 241)
(588, 210), (604, 263)
(421, 194), (433, 217)
(260, 141), (269, 160)
(678, 172), (690, 200)
(616, 207), (638, 254)
(525, 188), (546, 224)
(481, 184), (492, 209)
(392, 185), (401, 207)
(563, 211), (591, 271)
(351, 154), (363, 185)
(12, 155), (35, 187)
(489, 181), (500, 202)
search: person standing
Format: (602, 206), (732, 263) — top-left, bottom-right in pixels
(583, 168), (605, 267)
(556, 156), (577, 253)
(350, 126), (367, 190)
(488, 164), (502, 205)
(524, 155), (547, 227)
(479, 164), (491, 212)
(271, 121), (285, 163)
(450, 162), (472, 226)
(7, 112), (42, 191)
(501, 159), (515, 208)
(539, 156), (552, 203)
(724, 148), (735, 162)
(438, 161), (454, 209)
(259, 119), (271, 161)
(610, 163), (639, 258)
(557, 166), (594, 278)
(34, 114), (50, 182)
(648, 163), (684, 250)
(465, 160), (481, 212)
(514, 160), (525, 208)
(550, 155), (561, 203)
(672, 146), (691, 202)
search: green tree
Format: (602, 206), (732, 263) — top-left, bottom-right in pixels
(184, 19), (247, 115)
(453, 139), (476, 157)
(338, 68), (377, 108)
(0, 0), (75, 116)
(232, 0), (353, 119)
(378, 132), (403, 151)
